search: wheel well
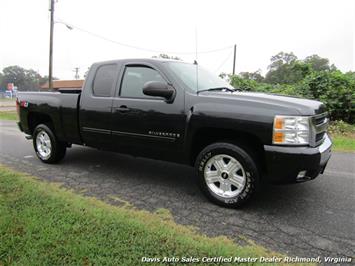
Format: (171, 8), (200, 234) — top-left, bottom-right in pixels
(190, 128), (265, 171)
(28, 112), (53, 134)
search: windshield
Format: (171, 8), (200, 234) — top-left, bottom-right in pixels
(166, 62), (234, 92)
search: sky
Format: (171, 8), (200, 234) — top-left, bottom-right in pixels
(0, 0), (354, 80)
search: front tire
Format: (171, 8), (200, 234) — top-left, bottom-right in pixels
(33, 124), (66, 163)
(195, 142), (259, 208)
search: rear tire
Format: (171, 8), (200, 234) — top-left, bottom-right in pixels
(195, 142), (259, 208)
(33, 124), (66, 163)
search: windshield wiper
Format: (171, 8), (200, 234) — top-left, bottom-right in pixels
(197, 87), (236, 94)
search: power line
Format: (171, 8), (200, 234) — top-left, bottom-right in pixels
(55, 19), (233, 55)
(214, 48), (234, 73)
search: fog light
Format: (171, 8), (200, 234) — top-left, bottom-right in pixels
(297, 170), (307, 179)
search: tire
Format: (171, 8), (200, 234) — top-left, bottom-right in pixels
(195, 142), (259, 208)
(33, 124), (66, 163)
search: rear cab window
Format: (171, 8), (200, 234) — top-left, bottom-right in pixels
(93, 64), (117, 97)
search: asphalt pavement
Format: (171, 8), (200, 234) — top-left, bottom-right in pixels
(0, 120), (354, 259)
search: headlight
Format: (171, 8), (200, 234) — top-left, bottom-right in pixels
(273, 115), (310, 145)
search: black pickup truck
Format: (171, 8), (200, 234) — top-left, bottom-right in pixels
(17, 58), (332, 207)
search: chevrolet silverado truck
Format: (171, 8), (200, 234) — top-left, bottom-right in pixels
(17, 58), (332, 207)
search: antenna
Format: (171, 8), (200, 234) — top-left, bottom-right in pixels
(232, 44), (237, 75)
(195, 27), (198, 91)
(48, 0), (55, 91)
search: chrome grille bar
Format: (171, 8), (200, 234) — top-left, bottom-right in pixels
(310, 113), (329, 147)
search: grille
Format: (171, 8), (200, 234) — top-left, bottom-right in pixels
(314, 115), (327, 126)
(310, 113), (329, 147)
(316, 132), (326, 142)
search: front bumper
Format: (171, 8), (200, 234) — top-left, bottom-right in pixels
(264, 134), (332, 184)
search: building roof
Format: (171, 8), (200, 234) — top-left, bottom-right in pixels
(41, 80), (84, 90)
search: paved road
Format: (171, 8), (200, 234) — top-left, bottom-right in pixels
(0, 120), (354, 259)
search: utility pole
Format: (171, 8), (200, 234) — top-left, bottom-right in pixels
(48, 0), (55, 91)
(73, 67), (80, 80)
(232, 44), (236, 75)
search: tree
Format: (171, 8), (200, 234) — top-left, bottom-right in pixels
(264, 52), (337, 84)
(304, 54), (334, 72)
(38, 75), (59, 86)
(268, 52), (297, 71)
(265, 52), (311, 84)
(239, 70), (264, 82)
(0, 72), (3, 90)
(1, 66), (42, 91)
(219, 72), (228, 79)
(1, 66), (27, 90)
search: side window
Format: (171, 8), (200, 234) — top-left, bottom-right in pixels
(120, 66), (166, 98)
(93, 64), (116, 97)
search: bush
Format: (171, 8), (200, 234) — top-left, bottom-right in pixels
(229, 71), (355, 124)
(328, 120), (355, 136)
(301, 71), (354, 123)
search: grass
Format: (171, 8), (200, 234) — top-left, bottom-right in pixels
(0, 111), (17, 121)
(0, 98), (16, 103)
(331, 135), (355, 152)
(329, 121), (355, 152)
(0, 165), (289, 265)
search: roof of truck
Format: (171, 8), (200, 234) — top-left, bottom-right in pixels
(92, 58), (187, 65)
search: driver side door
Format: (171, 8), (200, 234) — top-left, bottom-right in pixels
(111, 62), (186, 160)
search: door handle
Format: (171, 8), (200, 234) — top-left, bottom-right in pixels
(115, 105), (130, 113)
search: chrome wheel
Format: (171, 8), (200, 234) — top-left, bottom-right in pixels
(204, 154), (246, 198)
(36, 130), (52, 160)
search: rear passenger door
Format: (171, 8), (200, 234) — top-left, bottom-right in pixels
(79, 63), (120, 149)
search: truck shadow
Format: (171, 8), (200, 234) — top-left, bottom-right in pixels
(63, 145), (316, 213)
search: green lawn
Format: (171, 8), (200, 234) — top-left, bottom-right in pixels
(331, 135), (355, 152)
(0, 111), (17, 121)
(0, 98), (16, 103)
(328, 121), (355, 152)
(0, 165), (288, 265)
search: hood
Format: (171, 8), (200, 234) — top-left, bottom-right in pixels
(200, 91), (327, 116)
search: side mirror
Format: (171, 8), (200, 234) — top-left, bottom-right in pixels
(143, 81), (175, 102)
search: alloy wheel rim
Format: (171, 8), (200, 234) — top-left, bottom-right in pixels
(204, 154), (246, 198)
(36, 130), (52, 160)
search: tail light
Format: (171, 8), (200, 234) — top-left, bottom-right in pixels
(16, 98), (20, 116)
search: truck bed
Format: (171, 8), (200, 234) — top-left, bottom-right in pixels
(17, 91), (82, 145)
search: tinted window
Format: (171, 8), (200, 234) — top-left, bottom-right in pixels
(120, 66), (165, 98)
(93, 64), (116, 97)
